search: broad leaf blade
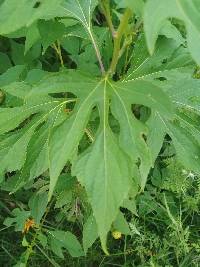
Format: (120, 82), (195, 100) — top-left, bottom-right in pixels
(48, 79), (103, 199)
(144, 0), (200, 64)
(0, 0), (66, 35)
(73, 129), (132, 253)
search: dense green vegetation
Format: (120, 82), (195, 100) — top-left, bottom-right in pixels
(0, 0), (199, 266)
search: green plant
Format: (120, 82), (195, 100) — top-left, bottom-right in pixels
(0, 0), (200, 266)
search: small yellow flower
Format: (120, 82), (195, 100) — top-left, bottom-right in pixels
(23, 218), (36, 233)
(112, 230), (122, 239)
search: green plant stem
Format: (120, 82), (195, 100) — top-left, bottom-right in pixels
(35, 244), (59, 267)
(23, 200), (54, 267)
(53, 41), (64, 67)
(100, 0), (116, 37)
(109, 8), (132, 75)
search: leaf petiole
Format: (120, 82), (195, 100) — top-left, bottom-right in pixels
(109, 8), (132, 76)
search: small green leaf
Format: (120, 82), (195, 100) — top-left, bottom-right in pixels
(122, 198), (138, 216)
(28, 190), (48, 224)
(55, 190), (72, 209)
(38, 20), (65, 53)
(48, 230), (84, 258)
(22, 236), (29, 247)
(3, 208), (30, 232)
(82, 214), (98, 253)
(113, 211), (130, 235)
(25, 23), (40, 54)
(37, 232), (47, 248)
(0, 52), (12, 73)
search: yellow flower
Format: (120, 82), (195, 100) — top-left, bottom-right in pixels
(112, 230), (122, 239)
(23, 218), (36, 233)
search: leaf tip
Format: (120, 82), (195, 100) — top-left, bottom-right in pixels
(100, 237), (109, 255)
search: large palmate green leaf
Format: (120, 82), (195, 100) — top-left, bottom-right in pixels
(0, 68), (173, 251)
(125, 35), (200, 172)
(144, 0), (200, 64)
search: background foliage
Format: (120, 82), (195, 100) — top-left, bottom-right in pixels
(0, 0), (199, 266)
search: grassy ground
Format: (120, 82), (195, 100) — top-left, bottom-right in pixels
(0, 157), (199, 267)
